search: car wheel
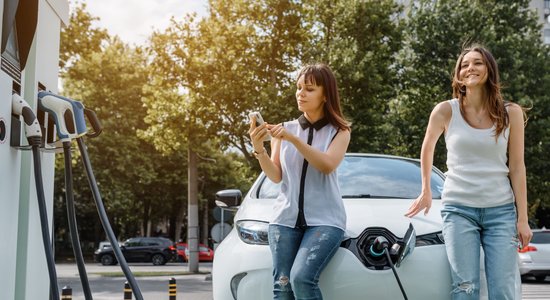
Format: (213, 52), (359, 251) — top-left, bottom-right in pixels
(100, 254), (116, 266)
(535, 275), (547, 282)
(152, 254), (166, 265)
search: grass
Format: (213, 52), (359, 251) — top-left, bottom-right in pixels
(93, 271), (211, 277)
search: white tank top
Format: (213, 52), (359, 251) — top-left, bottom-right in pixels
(271, 115), (346, 230)
(442, 99), (514, 207)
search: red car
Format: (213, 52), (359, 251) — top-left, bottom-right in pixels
(175, 243), (214, 262)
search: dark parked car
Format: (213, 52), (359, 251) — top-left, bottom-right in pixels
(94, 237), (176, 266)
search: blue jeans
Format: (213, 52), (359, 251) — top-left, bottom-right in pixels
(441, 203), (518, 300)
(268, 224), (344, 300)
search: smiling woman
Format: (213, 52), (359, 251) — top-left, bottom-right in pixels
(406, 43), (531, 300)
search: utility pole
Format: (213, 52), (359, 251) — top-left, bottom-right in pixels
(187, 146), (199, 273)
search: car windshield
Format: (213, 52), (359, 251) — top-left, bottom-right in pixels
(257, 155), (444, 199)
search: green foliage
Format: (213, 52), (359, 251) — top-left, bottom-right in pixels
(300, 0), (404, 153)
(143, 0), (307, 165)
(59, 3), (108, 70)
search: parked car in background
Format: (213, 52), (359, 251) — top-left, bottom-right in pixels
(94, 237), (176, 266)
(212, 153), (521, 300)
(518, 229), (550, 281)
(175, 242), (214, 262)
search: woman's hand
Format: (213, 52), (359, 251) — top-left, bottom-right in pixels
(405, 190), (432, 217)
(517, 221), (533, 249)
(248, 117), (269, 151)
(267, 123), (290, 141)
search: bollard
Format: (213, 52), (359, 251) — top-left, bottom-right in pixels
(123, 281), (132, 300)
(169, 277), (177, 300)
(61, 286), (72, 300)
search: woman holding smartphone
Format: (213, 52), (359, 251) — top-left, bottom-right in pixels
(249, 63), (350, 300)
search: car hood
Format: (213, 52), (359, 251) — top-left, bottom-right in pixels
(235, 196), (444, 239)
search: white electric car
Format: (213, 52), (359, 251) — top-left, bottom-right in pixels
(212, 153), (521, 300)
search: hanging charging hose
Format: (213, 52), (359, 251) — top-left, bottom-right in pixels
(370, 236), (408, 300)
(63, 139), (94, 300)
(77, 137), (143, 300)
(38, 92), (93, 300)
(11, 94), (60, 300)
(38, 92), (144, 300)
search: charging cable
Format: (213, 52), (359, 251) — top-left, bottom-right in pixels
(38, 92), (94, 300)
(12, 94), (60, 300)
(370, 236), (408, 300)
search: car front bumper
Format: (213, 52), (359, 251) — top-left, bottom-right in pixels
(212, 229), (452, 300)
(518, 254), (550, 276)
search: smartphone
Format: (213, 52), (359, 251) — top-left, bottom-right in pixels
(248, 111), (265, 126)
(248, 111), (271, 140)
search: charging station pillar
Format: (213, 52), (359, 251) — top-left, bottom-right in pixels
(0, 1), (68, 299)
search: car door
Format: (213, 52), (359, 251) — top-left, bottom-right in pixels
(122, 238), (147, 262)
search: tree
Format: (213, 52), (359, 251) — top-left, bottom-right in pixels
(143, 0), (309, 163)
(392, 0), (550, 224)
(57, 5), (188, 250)
(59, 3), (108, 71)
(299, 0), (404, 153)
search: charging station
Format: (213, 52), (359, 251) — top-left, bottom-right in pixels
(0, 1), (68, 299)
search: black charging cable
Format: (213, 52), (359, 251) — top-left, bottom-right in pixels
(384, 248), (408, 300)
(63, 141), (94, 300)
(77, 137), (144, 300)
(370, 236), (408, 300)
(29, 136), (60, 300)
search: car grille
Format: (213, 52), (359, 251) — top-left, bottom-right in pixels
(341, 227), (444, 270)
(341, 227), (399, 270)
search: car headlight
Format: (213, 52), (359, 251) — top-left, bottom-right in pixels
(236, 220), (269, 245)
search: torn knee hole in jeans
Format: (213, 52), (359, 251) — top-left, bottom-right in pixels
(452, 281), (474, 294)
(278, 275), (289, 287)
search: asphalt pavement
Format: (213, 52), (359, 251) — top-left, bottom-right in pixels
(56, 262), (213, 300)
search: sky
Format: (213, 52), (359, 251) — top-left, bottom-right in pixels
(77, 0), (208, 45)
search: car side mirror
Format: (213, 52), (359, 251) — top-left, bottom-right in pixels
(215, 189), (242, 210)
(395, 223), (416, 267)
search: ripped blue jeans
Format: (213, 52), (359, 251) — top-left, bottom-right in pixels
(441, 203), (518, 300)
(268, 224), (344, 300)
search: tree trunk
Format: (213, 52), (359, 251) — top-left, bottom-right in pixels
(202, 200), (209, 246)
(187, 147), (199, 273)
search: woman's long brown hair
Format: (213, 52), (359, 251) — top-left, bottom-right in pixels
(297, 63), (351, 131)
(451, 44), (509, 139)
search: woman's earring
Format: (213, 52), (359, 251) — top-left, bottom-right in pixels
(459, 85), (466, 95)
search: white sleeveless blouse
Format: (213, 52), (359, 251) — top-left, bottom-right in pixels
(442, 99), (514, 207)
(271, 115), (346, 230)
